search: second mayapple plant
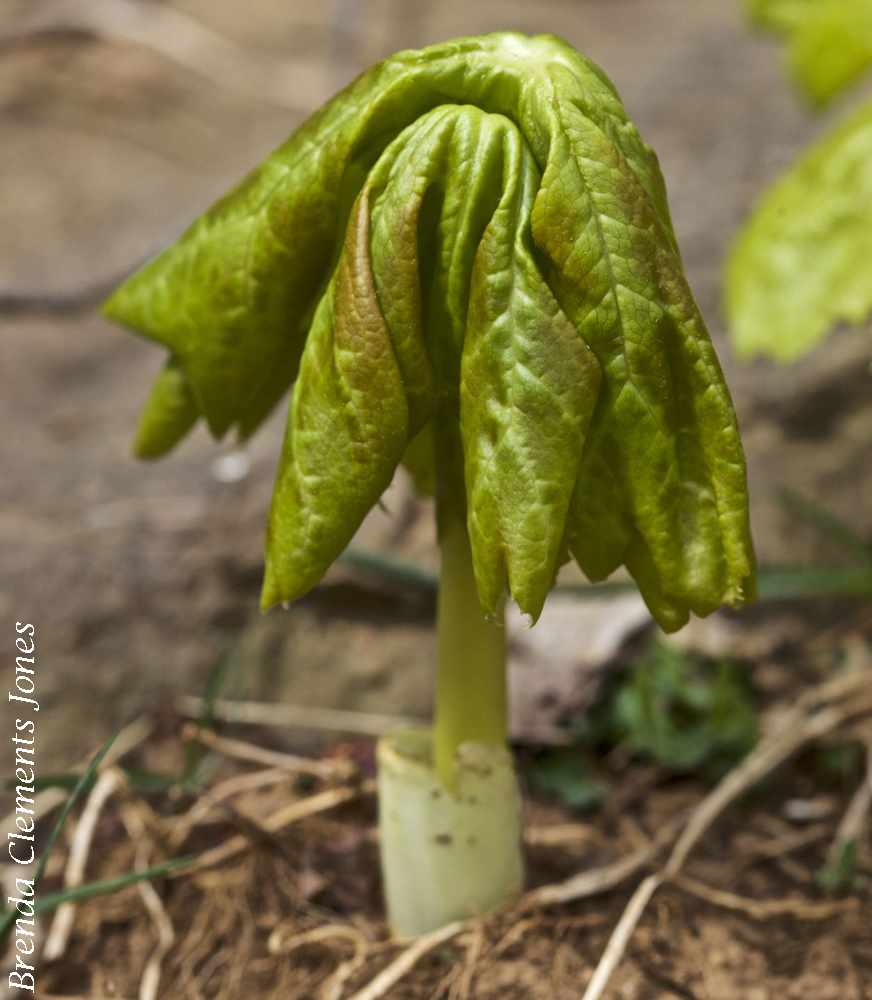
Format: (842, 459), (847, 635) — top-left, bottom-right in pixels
(729, 0), (872, 363)
(104, 32), (756, 934)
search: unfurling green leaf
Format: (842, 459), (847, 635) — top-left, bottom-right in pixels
(726, 95), (872, 362)
(104, 32), (755, 632)
(746, 0), (872, 105)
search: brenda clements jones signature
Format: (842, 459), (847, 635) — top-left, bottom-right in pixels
(9, 621), (38, 993)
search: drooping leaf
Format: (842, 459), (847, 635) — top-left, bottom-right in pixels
(726, 95), (872, 362)
(105, 32), (755, 632)
(746, 0), (872, 104)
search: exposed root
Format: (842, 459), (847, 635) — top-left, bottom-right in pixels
(524, 823), (602, 848)
(181, 724), (348, 780)
(177, 695), (416, 738)
(267, 922), (367, 957)
(451, 920), (486, 1000)
(170, 780), (376, 878)
(520, 815), (682, 910)
(120, 806), (175, 1000)
(170, 767), (295, 849)
(345, 921), (469, 1000)
(43, 768), (125, 961)
(674, 874), (860, 920)
(0, 714), (152, 836)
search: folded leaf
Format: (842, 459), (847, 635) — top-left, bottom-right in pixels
(726, 95), (872, 361)
(104, 32), (756, 631)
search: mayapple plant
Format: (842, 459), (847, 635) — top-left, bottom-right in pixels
(104, 32), (756, 935)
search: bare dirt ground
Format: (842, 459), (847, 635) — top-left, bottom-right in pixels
(1, 0), (872, 996)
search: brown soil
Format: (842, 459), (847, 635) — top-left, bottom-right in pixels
(29, 631), (872, 999)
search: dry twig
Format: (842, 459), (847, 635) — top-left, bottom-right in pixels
(43, 768), (125, 961)
(176, 695), (569, 745)
(177, 695), (417, 738)
(170, 780), (376, 878)
(0, 714), (152, 835)
(520, 815), (682, 910)
(674, 874), (859, 921)
(120, 807), (175, 1000)
(181, 723), (349, 779)
(345, 921), (468, 1000)
(170, 767), (293, 847)
(270, 925), (370, 1000)
(749, 824), (829, 859)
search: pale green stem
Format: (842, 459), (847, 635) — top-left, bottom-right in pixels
(433, 497), (507, 789)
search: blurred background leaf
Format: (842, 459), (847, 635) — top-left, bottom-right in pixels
(725, 95), (872, 363)
(746, 0), (872, 105)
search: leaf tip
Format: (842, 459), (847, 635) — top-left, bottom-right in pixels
(260, 558), (282, 613)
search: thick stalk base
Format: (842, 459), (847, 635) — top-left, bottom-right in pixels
(377, 727), (524, 937)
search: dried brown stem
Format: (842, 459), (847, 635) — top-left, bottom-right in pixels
(674, 874), (860, 921)
(43, 768), (125, 961)
(345, 921), (469, 1000)
(169, 780), (375, 878)
(120, 806), (175, 1000)
(181, 723), (349, 779)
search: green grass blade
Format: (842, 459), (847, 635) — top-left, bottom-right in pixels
(33, 854), (198, 916)
(776, 487), (872, 563)
(341, 548), (872, 603)
(341, 547), (439, 589)
(755, 567), (872, 600)
(183, 652), (233, 785)
(0, 731), (117, 942)
(5, 768), (177, 795)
